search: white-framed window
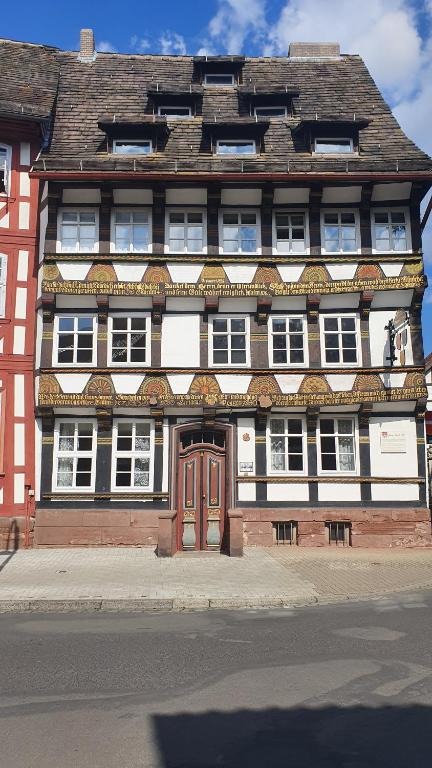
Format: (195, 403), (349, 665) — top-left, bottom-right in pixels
(57, 209), (98, 253)
(53, 420), (97, 491)
(320, 314), (360, 366)
(111, 419), (154, 492)
(157, 106), (192, 118)
(112, 139), (153, 155)
(321, 210), (359, 253)
(273, 211), (308, 253)
(267, 416), (306, 474)
(108, 314), (150, 366)
(111, 208), (151, 252)
(0, 254), (7, 317)
(53, 315), (97, 366)
(216, 140), (256, 155)
(372, 209), (410, 252)
(254, 106), (288, 117)
(220, 210), (260, 254)
(318, 416), (357, 474)
(0, 144), (12, 195)
(268, 315), (307, 366)
(209, 315), (250, 366)
(204, 73), (235, 86)
(166, 209), (206, 253)
(314, 138), (354, 154)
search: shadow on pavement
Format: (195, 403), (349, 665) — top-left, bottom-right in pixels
(0, 519), (19, 572)
(153, 704), (431, 767)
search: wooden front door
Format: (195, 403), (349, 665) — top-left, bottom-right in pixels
(177, 431), (226, 551)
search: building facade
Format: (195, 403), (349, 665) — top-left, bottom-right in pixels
(30, 33), (432, 550)
(0, 40), (58, 548)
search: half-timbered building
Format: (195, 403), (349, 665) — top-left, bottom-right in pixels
(0, 40), (58, 547)
(32, 32), (432, 551)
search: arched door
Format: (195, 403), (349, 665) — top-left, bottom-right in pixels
(177, 429), (226, 551)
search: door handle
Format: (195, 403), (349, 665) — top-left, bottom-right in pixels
(202, 494), (206, 499)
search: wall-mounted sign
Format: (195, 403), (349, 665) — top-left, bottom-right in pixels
(239, 461), (254, 473)
(380, 430), (407, 453)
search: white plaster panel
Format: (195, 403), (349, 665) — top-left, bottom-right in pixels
(221, 188), (262, 205)
(56, 374), (92, 393)
(267, 483), (309, 502)
(165, 188), (207, 204)
(0, 202), (9, 228)
(14, 287), (27, 319)
(20, 141), (31, 165)
(372, 401), (416, 413)
(218, 298), (256, 312)
(19, 172), (30, 197)
(113, 263), (147, 282)
(109, 297), (152, 309)
(380, 263), (403, 277)
(165, 298), (205, 311)
(274, 188), (309, 204)
(372, 182), (411, 201)
(322, 186), (362, 203)
(326, 264), (358, 280)
(162, 419), (169, 493)
(277, 264), (306, 283)
(57, 263), (92, 281)
(62, 188), (101, 203)
(167, 263), (204, 283)
(274, 374), (304, 394)
(113, 189), (153, 204)
(369, 311), (391, 367)
(13, 326), (25, 355)
(319, 293), (360, 309)
(56, 295), (98, 308)
(17, 250), (29, 281)
(38, 188), (48, 259)
(167, 374), (195, 394)
(371, 290), (413, 308)
(14, 473), (25, 504)
(14, 375), (25, 417)
(224, 264), (257, 283)
(272, 297), (307, 310)
(0, 488), (3, 504)
(19, 202), (30, 230)
(237, 482), (256, 501)
(14, 423), (25, 466)
(111, 375), (145, 394)
(379, 372), (407, 389)
(318, 483), (361, 501)
(216, 375), (252, 394)
(0, 339), (3, 353)
(161, 315), (200, 367)
(371, 483), (418, 501)
(369, 416), (417, 477)
(237, 417), (255, 467)
(326, 374), (356, 392)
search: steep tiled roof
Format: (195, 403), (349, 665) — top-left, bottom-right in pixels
(0, 39), (59, 122)
(31, 51), (431, 175)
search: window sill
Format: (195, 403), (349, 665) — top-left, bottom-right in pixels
(0, 318), (11, 325)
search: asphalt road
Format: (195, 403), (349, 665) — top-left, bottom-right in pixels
(1, 592), (432, 767)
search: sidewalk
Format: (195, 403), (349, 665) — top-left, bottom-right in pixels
(1, 546), (432, 612)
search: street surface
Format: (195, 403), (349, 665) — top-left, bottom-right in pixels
(1, 591), (432, 766)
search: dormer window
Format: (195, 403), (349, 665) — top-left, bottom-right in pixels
(254, 106), (288, 118)
(0, 144), (11, 195)
(216, 140), (256, 156)
(157, 106), (192, 118)
(314, 138), (354, 154)
(113, 140), (153, 155)
(204, 73), (235, 87)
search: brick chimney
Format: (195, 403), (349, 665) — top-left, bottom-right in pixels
(288, 42), (340, 59)
(78, 28), (96, 62)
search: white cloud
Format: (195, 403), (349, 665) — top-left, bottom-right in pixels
(130, 35), (151, 53)
(97, 40), (117, 53)
(159, 31), (187, 55)
(205, 0), (267, 54)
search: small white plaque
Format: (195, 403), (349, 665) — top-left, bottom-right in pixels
(380, 430), (407, 453)
(239, 461), (254, 473)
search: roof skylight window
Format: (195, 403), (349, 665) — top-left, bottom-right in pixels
(204, 73), (235, 86)
(314, 138), (354, 154)
(216, 140), (256, 156)
(157, 106), (192, 118)
(113, 140), (153, 155)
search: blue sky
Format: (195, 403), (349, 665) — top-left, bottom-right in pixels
(3, 0), (432, 351)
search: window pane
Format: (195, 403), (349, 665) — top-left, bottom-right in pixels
(231, 319), (245, 332)
(270, 419), (285, 434)
(231, 350), (246, 363)
(320, 419), (334, 434)
(338, 419), (353, 435)
(78, 317), (93, 332)
(213, 319), (227, 332)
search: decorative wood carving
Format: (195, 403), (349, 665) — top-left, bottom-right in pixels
(41, 292), (56, 323)
(85, 376), (114, 397)
(300, 265), (330, 284)
(359, 290), (374, 320)
(353, 374), (384, 392)
(299, 375), (331, 394)
(355, 263), (384, 281)
(306, 293), (321, 323)
(87, 263), (117, 282)
(248, 376), (281, 395)
(190, 375), (221, 395)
